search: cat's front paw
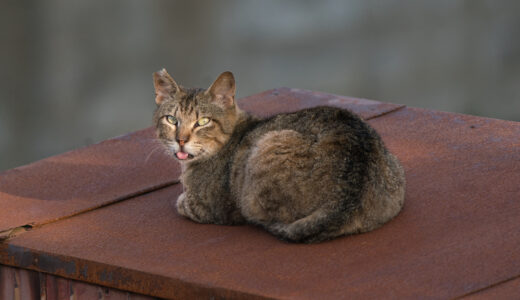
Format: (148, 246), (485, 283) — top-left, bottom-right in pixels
(176, 192), (188, 216)
(175, 192), (202, 222)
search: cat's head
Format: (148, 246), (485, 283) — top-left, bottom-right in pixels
(153, 69), (241, 163)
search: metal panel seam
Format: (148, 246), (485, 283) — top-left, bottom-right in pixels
(454, 273), (520, 299)
(365, 104), (406, 120)
(0, 180), (180, 243)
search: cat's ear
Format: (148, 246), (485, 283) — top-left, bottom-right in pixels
(206, 71), (235, 109)
(153, 68), (180, 105)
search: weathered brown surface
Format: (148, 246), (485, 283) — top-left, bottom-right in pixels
(366, 108), (520, 298)
(0, 264), (156, 299)
(0, 128), (180, 236)
(238, 87), (404, 119)
(0, 264), (39, 300)
(1, 89), (519, 299)
(0, 185), (271, 300)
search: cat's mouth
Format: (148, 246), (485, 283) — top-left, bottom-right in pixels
(175, 151), (194, 160)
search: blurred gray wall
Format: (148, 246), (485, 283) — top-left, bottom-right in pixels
(1, 0), (519, 171)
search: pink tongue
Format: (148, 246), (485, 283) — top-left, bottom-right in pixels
(176, 151), (189, 160)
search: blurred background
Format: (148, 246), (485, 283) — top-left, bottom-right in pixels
(1, 0), (519, 171)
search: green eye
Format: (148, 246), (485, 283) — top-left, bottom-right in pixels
(197, 117), (210, 126)
(166, 115), (177, 125)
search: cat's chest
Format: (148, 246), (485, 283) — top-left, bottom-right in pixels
(182, 155), (231, 190)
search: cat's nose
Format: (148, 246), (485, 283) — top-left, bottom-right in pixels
(177, 138), (187, 146)
(176, 133), (190, 146)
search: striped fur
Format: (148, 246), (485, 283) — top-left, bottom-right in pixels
(153, 70), (405, 243)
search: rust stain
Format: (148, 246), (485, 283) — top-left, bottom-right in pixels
(6, 244), (77, 276)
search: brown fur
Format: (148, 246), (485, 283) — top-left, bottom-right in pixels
(153, 69), (405, 243)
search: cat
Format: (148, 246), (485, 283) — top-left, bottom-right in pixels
(153, 69), (405, 243)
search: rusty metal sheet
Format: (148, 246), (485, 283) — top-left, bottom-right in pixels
(366, 108), (520, 298)
(2, 105), (519, 299)
(0, 264), (156, 299)
(39, 272), (156, 300)
(0, 184), (271, 300)
(238, 87), (404, 119)
(0, 128), (180, 236)
(0, 264), (39, 300)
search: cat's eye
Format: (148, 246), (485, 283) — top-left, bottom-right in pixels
(197, 117), (210, 126)
(165, 115), (177, 125)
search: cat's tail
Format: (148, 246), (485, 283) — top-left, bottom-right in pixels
(265, 207), (347, 244)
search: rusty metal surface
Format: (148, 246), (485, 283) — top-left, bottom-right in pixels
(0, 264), (39, 300)
(39, 272), (157, 300)
(0, 128), (180, 236)
(1, 90), (519, 299)
(0, 264), (156, 300)
(0, 186), (271, 300)
(238, 87), (404, 119)
(366, 107), (520, 298)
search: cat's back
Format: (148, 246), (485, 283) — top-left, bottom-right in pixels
(230, 105), (404, 243)
(240, 106), (382, 171)
(253, 106), (372, 137)
(233, 106), (382, 187)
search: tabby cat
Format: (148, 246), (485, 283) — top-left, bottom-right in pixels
(153, 69), (405, 243)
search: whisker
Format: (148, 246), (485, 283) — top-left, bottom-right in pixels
(144, 146), (163, 164)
